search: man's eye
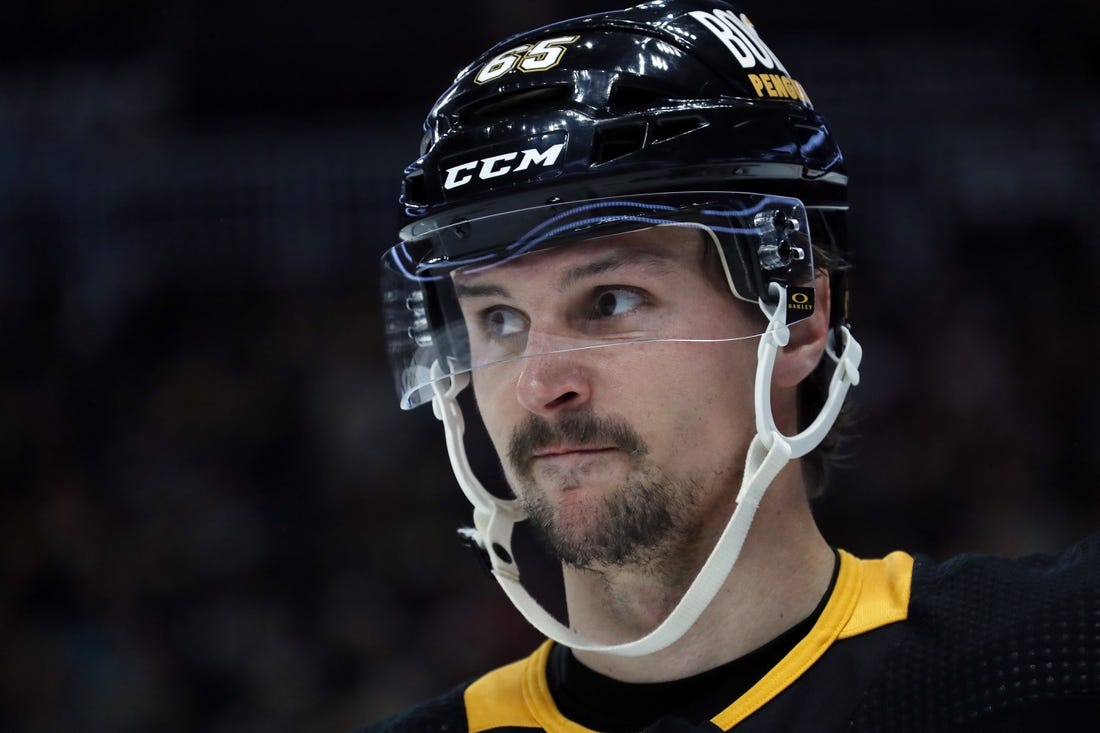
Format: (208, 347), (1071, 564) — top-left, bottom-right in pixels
(483, 306), (527, 338)
(592, 288), (645, 318)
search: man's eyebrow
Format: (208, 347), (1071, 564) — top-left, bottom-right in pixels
(453, 248), (676, 299)
(453, 281), (511, 300)
(556, 249), (674, 291)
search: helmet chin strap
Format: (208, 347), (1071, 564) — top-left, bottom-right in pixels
(427, 283), (861, 657)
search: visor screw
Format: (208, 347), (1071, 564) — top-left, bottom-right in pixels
(453, 218), (471, 239)
(774, 211), (800, 233)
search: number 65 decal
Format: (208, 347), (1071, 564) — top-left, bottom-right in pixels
(474, 35), (580, 84)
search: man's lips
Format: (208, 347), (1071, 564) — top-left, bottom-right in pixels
(532, 445), (616, 459)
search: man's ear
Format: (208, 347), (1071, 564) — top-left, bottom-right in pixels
(772, 269), (831, 389)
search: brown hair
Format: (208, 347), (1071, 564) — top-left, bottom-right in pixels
(799, 244), (856, 499)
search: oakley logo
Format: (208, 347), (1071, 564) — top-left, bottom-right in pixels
(442, 142), (566, 190)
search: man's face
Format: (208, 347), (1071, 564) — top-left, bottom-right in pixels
(454, 225), (761, 571)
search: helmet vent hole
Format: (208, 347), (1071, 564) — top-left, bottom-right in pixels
(607, 82), (668, 113)
(652, 115), (707, 142)
(402, 171), (427, 208)
(459, 86), (571, 124)
(592, 122), (647, 164)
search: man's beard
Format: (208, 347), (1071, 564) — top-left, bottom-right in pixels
(507, 411), (705, 571)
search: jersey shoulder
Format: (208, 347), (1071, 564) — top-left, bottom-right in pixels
(351, 647), (542, 733)
(911, 529), (1100, 616)
(849, 531), (1100, 732)
(352, 682), (470, 733)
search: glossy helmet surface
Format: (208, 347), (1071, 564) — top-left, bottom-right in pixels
(386, 0), (850, 409)
(399, 0), (847, 307)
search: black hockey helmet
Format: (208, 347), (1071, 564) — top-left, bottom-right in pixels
(384, 0), (850, 408)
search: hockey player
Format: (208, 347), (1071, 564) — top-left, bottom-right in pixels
(364, 1), (1100, 730)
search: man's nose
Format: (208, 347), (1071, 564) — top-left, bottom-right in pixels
(514, 333), (592, 416)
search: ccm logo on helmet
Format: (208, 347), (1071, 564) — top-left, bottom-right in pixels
(442, 142), (566, 190)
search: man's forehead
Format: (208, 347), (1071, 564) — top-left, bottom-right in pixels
(453, 224), (705, 286)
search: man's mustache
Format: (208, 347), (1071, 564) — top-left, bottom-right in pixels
(507, 412), (648, 478)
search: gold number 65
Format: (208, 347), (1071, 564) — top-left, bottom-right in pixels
(474, 36), (580, 84)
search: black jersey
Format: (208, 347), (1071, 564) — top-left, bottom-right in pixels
(359, 533), (1100, 732)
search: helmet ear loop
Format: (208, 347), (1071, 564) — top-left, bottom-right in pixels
(429, 360), (526, 580)
(754, 282), (862, 460)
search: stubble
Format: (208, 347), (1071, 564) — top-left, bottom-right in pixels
(507, 411), (706, 571)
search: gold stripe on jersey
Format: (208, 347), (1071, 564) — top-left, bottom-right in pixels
(711, 549), (912, 729)
(466, 641), (588, 733)
(464, 549), (914, 733)
(838, 550), (913, 640)
(465, 655), (538, 732)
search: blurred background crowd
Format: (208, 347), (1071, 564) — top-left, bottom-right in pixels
(3, 1), (1099, 731)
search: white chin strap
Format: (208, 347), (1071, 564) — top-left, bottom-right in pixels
(428, 283), (862, 657)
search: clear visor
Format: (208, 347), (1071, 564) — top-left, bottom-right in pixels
(383, 191), (815, 409)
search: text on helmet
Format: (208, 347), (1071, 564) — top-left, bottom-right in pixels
(474, 36), (581, 85)
(442, 142), (567, 191)
(687, 9), (812, 107)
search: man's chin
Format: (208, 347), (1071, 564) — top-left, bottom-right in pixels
(522, 492), (609, 556)
(549, 489), (609, 532)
